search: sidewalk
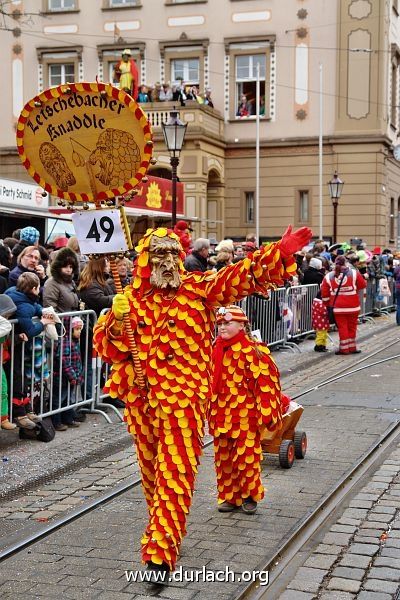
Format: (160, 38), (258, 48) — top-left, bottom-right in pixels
(0, 313), (397, 500)
(278, 440), (400, 600)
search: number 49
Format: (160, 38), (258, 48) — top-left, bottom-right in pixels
(86, 217), (114, 243)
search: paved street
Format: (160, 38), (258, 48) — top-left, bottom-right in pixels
(0, 315), (398, 599)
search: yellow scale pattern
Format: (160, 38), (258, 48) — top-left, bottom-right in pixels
(93, 230), (295, 569)
(208, 339), (282, 506)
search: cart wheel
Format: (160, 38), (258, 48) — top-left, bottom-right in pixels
(279, 440), (295, 469)
(294, 431), (307, 459)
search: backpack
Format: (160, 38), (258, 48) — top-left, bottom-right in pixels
(18, 417), (55, 443)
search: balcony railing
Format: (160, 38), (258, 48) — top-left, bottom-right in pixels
(143, 101), (224, 140)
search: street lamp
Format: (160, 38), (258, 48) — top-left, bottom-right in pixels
(161, 110), (187, 227)
(328, 171), (344, 244)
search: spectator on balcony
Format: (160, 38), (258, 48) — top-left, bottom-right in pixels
(172, 81), (186, 106)
(137, 85), (150, 103)
(204, 88), (214, 108)
(151, 82), (162, 102)
(237, 94), (252, 117)
(159, 82), (173, 102)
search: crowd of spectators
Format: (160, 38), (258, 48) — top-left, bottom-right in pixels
(133, 80), (214, 109)
(0, 223), (399, 440)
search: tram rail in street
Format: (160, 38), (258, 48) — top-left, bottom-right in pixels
(0, 337), (398, 598)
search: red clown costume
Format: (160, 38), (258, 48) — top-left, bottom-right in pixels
(93, 225), (311, 578)
(209, 305), (282, 514)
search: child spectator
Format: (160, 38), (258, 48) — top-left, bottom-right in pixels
(137, 85), (150, 103)
(312, 294), (330, 352)
(52, 316), (84, 431)
(208, 305), (283, 514)
(0, 295), (17, 430)
(5, 272), (54, 428)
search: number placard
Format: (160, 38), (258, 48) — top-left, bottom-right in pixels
(72, 209), (128, 255)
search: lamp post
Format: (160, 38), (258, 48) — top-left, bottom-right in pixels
(328, 171), (344, 244)
(161, 110), (187, 227)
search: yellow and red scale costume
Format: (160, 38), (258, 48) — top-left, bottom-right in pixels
(93, 228), (296, 570)
(208, 332), (282, 506)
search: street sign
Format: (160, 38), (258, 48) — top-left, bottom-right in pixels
(72, 209), (128, 254)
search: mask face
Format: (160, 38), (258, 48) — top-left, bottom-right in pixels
(149, 236), (181, 289)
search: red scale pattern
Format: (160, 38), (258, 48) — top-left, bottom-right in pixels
(93, 231), (295, 569)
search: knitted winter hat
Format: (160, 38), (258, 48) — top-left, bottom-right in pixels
(20, 226), (40, 245)
(71, 316), (83, 328)
(309, 257), (322, 270)
(216, 305), (248, 324)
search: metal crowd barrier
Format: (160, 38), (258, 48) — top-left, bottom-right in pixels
(0, 310), (99, 426)
(1, 277), (396, 437)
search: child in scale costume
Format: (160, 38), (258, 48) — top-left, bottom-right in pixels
(93, 224), (311, 583)
(209, 305), (283, 514)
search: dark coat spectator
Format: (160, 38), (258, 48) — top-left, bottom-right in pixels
(184, 238), (210, 272)
(9, 246), (47, 293)
(78, 257), (115, 317)
(11, 227), (40, 267)
(302, 257), (324, 286)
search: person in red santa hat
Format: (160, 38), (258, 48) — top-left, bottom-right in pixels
(173, 220), (193, 254)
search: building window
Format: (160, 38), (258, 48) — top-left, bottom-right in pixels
(160, 40), (209, 93)
(171, 58), (200, 85)
(245, 191), (254, 224)
(225, 37), (274, 120)
(36, 48), (82, 89)
(235, 54), (266, 116)
(49, 63), (75, 86)
(107, 0), (140, 6)
(47, 0), (76, 10)
(297, 190), (311, 224)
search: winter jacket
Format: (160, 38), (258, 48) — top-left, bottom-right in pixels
(321, 268), (367, 314)
(9, 264), (47, 290)
(78, 279), (115, 317)
(302, 267), (324, 287)
(5, 287), (44, 339)
(55, 336), (83, 384)
(184, 251), (209, 273)
(43, 247), (79, 313)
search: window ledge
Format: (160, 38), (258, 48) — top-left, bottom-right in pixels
(41, 9), (80, 14)
(229, 116), (269, 122)
(102, 3), (142, 10)
(165, 0), (207, 4)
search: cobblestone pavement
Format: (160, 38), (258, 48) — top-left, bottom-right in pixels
(0, 316), (397, 598)
(277, 441), (400, 600)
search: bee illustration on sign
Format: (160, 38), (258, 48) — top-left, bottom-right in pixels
(38, 128), (141, 191)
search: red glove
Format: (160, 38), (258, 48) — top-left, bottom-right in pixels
(279, 225), (312, 258)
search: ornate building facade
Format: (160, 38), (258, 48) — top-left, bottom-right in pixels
(0, 0), (399, 247)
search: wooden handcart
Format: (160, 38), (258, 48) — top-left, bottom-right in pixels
(261, 402), (307, 469)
